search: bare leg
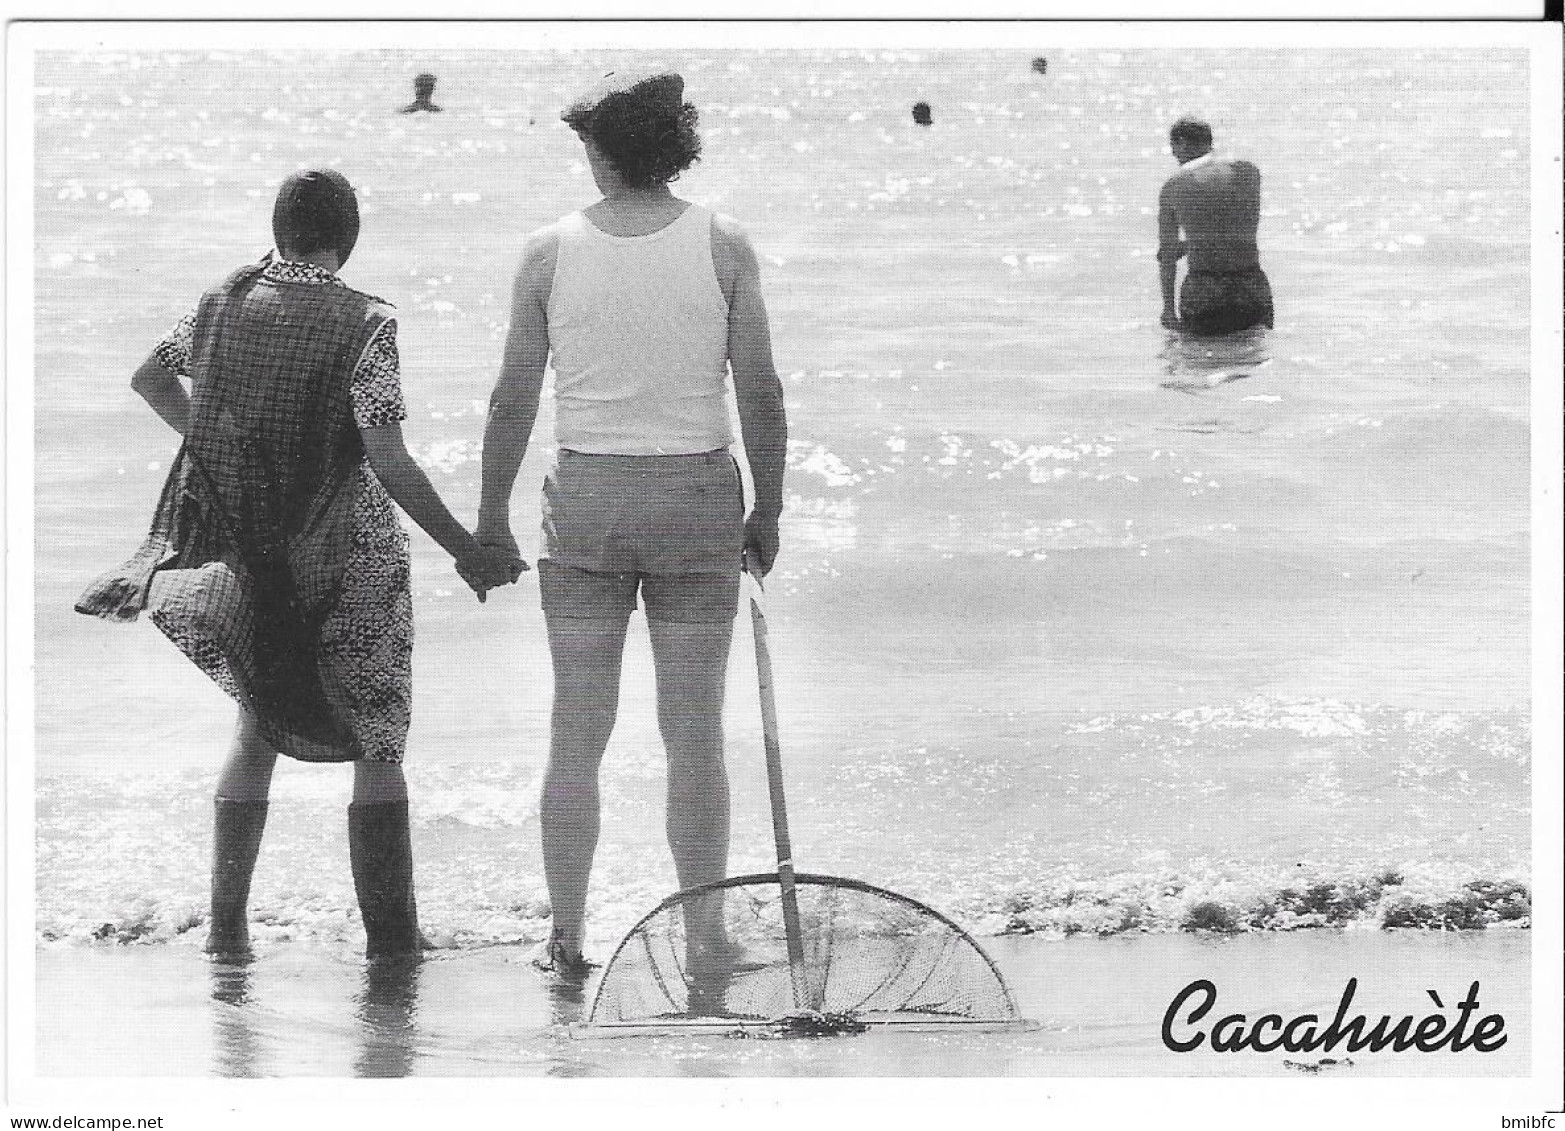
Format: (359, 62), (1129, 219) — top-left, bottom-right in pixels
(541, 614), (630, 956)
(649, 618), (736, 993)
(216, 709), (278, 802)
(648, 618), (735, 891)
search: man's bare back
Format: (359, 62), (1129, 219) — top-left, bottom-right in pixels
(1156, 118), (1274, 337)
(1159, 155), (1263, 274)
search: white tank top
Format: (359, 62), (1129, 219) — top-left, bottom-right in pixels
(546, 204), (733, 455)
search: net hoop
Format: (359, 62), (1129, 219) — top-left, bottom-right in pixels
(584, 871), (1022, 1030)
(570, 1016), (1036, 1039)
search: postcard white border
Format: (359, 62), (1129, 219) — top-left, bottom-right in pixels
(6, 17), (1562, 1130)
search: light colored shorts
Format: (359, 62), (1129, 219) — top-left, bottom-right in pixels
(539, 449), (744, 624)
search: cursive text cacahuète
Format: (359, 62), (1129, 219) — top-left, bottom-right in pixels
(1161, 978), (1507, 1053)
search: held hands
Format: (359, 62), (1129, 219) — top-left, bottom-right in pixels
(457, 531), (528, 603)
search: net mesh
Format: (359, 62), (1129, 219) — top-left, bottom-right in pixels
(586, 873), (1019, 1031)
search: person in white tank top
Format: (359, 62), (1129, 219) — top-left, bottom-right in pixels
(477, 68), (788, 981)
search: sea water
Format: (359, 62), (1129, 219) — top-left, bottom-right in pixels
(30, 49), (1531, 960)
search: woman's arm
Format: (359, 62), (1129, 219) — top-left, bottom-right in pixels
(130, 353), (191, 435)
(476, 229), (555, 552)
(714, 214), (787, 574)
(361, 423), (519, 598)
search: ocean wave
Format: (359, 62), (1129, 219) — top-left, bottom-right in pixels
(963, 867), (1530, 938)
(39, 863), (1530, 953)
(33, 694), (1531, 952)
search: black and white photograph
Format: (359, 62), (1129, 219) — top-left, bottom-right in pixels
(6, 14), (1562, 1129)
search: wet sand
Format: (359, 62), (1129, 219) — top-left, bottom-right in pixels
(33, 929), (1528, 1078)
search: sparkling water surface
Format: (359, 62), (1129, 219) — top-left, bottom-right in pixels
(31, 48), (1531, 955)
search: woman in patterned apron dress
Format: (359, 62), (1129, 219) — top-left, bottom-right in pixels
(476, 69), (788, 981)
(77, 170), (519, 959)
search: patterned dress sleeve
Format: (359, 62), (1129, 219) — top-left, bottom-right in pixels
(351, 318), (407, 430)
(152, 310), (197, 377)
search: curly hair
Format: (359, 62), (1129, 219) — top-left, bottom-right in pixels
(566, 93), (703, 189)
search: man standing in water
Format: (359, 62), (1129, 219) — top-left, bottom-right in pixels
(1157, 116), (1274, 335)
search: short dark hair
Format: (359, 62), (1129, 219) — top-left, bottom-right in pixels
(272, 168), (360, 263)
(566, 92), (703, 189)
(1169, 116), (1213, 150)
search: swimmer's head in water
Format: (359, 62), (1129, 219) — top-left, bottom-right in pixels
(1169, 116), (1213, 159)
(272, 168), (360, 266)
(562, 67), (701, 189)
(414, 73), (437, 98)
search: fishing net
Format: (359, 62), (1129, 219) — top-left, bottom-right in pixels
(585, 872), (1022, 1035)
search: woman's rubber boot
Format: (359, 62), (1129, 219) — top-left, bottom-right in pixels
(206, 798), (269, 958)
(347, 800), (422, 959)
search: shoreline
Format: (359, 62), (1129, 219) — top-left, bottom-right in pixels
(51, 886), (1534, 951)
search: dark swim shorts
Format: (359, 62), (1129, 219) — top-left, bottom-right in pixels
(1178, 268), (1275, 336)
